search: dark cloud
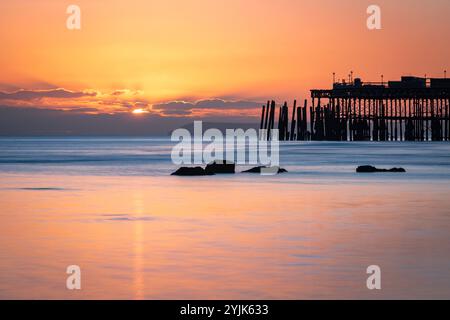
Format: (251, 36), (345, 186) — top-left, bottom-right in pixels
(160, 109), (192, 116)
(96, 99), (150, 111)
(153, 99), (262, 116)
(63, 107), (100, 113)
(152, 101), (194, 114)
(0, 89), (97, 100)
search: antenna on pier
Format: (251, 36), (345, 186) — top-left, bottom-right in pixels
(350, 71), (354, 82)
(333, 72), (336, 84)
(445, 70), (447, 79)
(381, 74), (384, 85)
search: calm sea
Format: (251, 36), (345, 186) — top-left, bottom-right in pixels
(1, 137), (450, 299)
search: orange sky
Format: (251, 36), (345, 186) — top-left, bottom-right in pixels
(0, 0), (449, 117)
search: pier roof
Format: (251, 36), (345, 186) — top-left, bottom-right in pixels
(311, 76), (450, 99)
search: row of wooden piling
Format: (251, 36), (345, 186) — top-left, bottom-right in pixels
(260, 98), (450, 141)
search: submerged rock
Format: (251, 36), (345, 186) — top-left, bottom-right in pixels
(356, 165), (406, 173)
(242, 166), (288, 174)
(205, 160), (235, 174)
(171, 167), (213, 176)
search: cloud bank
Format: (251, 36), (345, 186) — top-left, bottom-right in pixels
(0, 87), (264, 118)
(0, 89), (96, 100)
(152, 99), (262, 116)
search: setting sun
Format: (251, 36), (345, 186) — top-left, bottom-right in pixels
(132, 109), (148, 114)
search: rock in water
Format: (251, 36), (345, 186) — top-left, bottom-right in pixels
(171, 167), (212, 176)
(242, 166), (288, 174)
(356, 165), (406, 173)
(356, 165), (378, 173)
(389, 167), (406, 172)
(205, 160), (235, 174)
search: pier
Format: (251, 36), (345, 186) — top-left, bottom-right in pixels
(260, 76), (450, 141)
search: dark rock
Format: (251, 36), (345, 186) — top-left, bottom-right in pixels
(242, 166), (288, 174)
(205, 160), (235, 174)
(356, 165), (406, 173)
(356, 165), (378, 173)
(171, 167), (212, 176)
(388, 167), (406, 172)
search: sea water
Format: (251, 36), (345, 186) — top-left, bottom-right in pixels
(1, 138), (450, 299)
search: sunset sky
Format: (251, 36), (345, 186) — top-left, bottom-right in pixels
(0, 0), (449, 131)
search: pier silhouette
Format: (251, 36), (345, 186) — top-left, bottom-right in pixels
(260, 76), (450, 141)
